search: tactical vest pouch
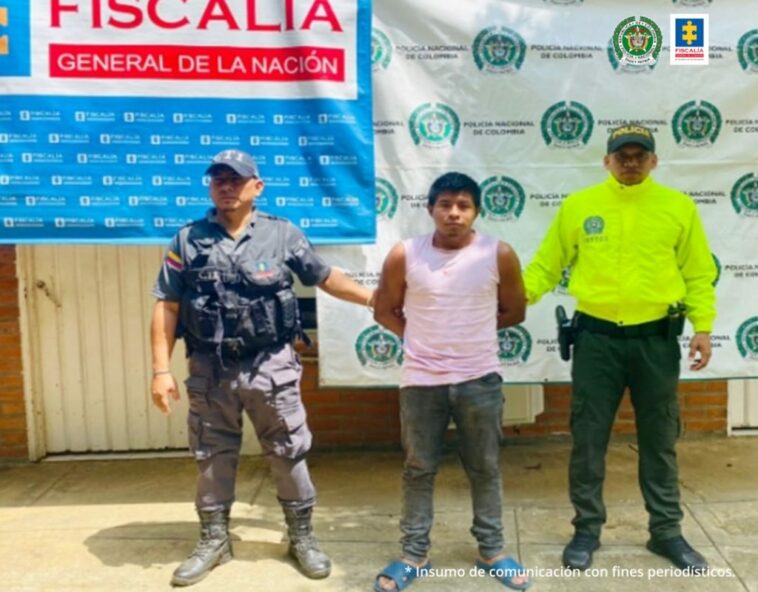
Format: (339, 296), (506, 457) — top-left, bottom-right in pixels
(251, 298), (277, 337)
(180, 294), (220, 342)
(277, 290), (298, 331)
(186, 268), (220, 295)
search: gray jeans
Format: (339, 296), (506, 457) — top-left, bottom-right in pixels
(399, 372), (505, 562)
(185, 343), (316, 511)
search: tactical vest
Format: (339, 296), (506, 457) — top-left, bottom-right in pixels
(177, 220), (301, 357)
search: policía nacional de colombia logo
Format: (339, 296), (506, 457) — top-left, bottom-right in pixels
(672, 100), (721, 147)
(612, 16), (663, 67)
(736, 317), (758, 360)
(371, 28), (393, 72)
(737, 30), (758, 72)
(731, 173), (758, 217)
(375, 177), (399, 220)
(472, 26), (526, 74)
(355, 325), (403, 369)
(583, 216), (605, 235)
(480, 176), (525, 221)
(607, 38), (657, 73)
(497, 326), (532, 366)
(409, 103), (461, 148)
(541, 101), (593, 148)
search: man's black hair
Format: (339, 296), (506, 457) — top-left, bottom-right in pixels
(427, 172), (481, 209)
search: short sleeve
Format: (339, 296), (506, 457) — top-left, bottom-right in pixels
(152, 233), (186, 301)
(283, 222), (331, 286)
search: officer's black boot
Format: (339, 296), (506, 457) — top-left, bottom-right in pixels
(283, 506), (332, 579)
(171, 509), (233, 587)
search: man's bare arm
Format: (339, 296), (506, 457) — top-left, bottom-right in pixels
(150, 300), (180, 415)
(374, 243), (407, 338)
(497, 241), (527, 329)
(317, 268), (373, 306)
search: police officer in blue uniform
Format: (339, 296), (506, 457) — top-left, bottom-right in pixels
(150, 149), (373, 587)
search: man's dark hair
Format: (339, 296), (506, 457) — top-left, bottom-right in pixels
(427, 172), (481, 209)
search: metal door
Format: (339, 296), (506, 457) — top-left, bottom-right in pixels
(18, 245), (262, 457)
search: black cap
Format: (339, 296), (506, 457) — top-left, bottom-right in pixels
(205, 149), (259, 178)
(607, 124), (655, 154)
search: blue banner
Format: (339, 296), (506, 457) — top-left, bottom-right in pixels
(0, 1), (374, 245)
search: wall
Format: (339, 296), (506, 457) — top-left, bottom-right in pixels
(0, 246), (27, 459)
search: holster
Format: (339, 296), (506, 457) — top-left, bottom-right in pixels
(556, 305), (577, 361)
(666, 302), (687, 341)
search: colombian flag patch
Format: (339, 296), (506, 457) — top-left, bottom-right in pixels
(165, 250), (182, 271)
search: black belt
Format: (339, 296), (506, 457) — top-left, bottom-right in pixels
(189, 339), (267, 361)
(576, 314), (668, 338)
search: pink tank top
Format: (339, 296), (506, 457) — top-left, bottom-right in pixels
(400, 232), (501, 387)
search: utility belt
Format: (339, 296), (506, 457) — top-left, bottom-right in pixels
(576, 314), (668, 338)
(555, 303), (686, 361)
(186, 336), (281, 361)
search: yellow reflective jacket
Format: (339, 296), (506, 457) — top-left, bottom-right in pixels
(524, 175), (717, 332)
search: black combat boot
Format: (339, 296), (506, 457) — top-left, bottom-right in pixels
(171, 508), (232, 587)
(283, 506), (332, 579)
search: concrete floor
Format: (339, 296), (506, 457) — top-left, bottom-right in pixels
(0, 438), (757, 592)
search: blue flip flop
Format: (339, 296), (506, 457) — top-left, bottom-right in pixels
(373, 560), (432, 592)
(475, 556), (532, 590)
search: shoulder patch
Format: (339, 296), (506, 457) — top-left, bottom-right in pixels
(257, 211), (283, 222)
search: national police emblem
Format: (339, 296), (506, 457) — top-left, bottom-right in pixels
(497, 326), (533, 365)
(731, 173), (758, 217)
(736, 317), (758, 361)
(737, 29), (758, 73)
(375, 177), (399, 220)
(607, 38), (657, 73)
(355, 325), (403, 369)
(541, 101), (594, 148)
(409, 103), (461, 148)
(472, 26), (526, 73)
(583, 216), (605, 235)
(480, 176), (526, 221)
(672, 100), (722, 147)
(371, 28), (393, 72)
(612, 16), (663, 66)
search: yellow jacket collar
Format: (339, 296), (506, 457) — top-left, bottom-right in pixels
(604, 174), (654, 198)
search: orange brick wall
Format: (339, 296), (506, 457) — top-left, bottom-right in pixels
(300, 360), (400, 446)
(502, 382), (728, 439)
(300, 359), (728, 447)
(0, 246), (27, 459)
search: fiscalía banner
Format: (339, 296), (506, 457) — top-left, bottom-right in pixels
(0, 0), (374, 244)
(317, 0), (758, 384)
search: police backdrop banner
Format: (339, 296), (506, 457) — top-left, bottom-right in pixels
(0, 0), (374, 244)
(317, 0), (758, 384)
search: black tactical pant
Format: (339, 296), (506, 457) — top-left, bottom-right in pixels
(569, 326), (683, 541)
(185, 343), (316, 511)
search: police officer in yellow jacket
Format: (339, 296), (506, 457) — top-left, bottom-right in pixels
(150, 149), (373, 587)
(524, 124), (716, 573)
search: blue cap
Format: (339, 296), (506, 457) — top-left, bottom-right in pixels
(205, 149), (259, 178)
